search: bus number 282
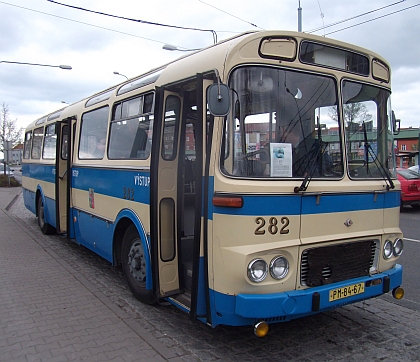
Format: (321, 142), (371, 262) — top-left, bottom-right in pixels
(123, 187), (135, 201)
(254, 217), (290, 235)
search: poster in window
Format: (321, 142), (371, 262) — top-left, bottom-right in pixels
(270, 143), (292, 177)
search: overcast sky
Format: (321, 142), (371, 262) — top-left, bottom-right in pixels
(1, 0), (420, 137)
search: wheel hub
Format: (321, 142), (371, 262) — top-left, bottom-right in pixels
(127, 241), (146, 283)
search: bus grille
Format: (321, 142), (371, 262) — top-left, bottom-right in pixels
(300, 240), (376, 287)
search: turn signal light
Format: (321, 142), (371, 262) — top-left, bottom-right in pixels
(212, 196), (243, 208)
(392, 287), (404, 300)
(254, 321), (269, 337)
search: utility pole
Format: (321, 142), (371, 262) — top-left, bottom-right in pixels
(298, 1), (302, 32)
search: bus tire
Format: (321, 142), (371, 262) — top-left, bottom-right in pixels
(37, 195), (55, 235)
(121, 225), (155, 304)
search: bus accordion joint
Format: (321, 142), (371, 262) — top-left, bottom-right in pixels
(212, 195), (243, 208)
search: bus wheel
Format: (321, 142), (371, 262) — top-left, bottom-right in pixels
(37, 195), (55, 235)
(122, 225), (155, 304)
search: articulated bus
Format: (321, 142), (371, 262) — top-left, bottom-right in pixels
(22, 30), (404, 336)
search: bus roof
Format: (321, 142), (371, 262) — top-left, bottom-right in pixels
(26, 30), (390, 130)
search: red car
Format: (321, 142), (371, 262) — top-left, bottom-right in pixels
(396, 168), (420, 209)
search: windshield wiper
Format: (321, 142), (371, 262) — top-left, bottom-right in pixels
(362, 121), (395, 190)
(294, 140), (324, 193)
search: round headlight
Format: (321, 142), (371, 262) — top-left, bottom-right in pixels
(383, 240), (393, 259)
(270, 256), (289, 280)
(393, 238), (403, 256)
(247, 259), (268, 283)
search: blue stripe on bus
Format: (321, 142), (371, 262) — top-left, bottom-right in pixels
(22, 163), (55, 183)
(209, 176), (400, 217)
(71, 167), (151, 205)
(212, 192), (399, 216)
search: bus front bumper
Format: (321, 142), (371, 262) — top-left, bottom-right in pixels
(234, 264), (402, 321)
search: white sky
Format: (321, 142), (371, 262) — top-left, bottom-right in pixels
(1, 0), (420, 135)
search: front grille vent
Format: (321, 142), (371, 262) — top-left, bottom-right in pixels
(301, 240), (377, 287)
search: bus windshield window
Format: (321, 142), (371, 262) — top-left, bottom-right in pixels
(342, 81), (396, 179)
(222, 66), (343, 178)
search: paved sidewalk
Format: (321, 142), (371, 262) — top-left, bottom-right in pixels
(0, 188), (181, 362)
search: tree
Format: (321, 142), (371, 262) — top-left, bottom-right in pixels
(328, 102), (372, 129)
(328, 102), (373, 160)
(1, 103), (22, 172)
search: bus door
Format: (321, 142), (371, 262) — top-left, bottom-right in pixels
(55, 117), (74, 235)
(152, 90), (184, 297)
(151, 78), (208, 318)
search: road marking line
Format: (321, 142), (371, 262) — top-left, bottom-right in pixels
(403, 237), (420, 243)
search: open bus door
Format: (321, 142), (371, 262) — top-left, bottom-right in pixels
(55, 117), (74, 235)
(151, 90), (184, 298)
(151, 76), (211, 321)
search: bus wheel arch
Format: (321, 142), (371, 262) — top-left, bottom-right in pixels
(114, 215), (155, 304)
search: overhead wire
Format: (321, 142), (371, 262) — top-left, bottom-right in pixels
(307, 0), (407, 33)
(0, 1), (168, 46)
(198, 0), (264, 30)
(47, 0), (217, 44)
(325, 3), (420, 35)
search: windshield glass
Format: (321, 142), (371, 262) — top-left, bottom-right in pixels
(221, 66), (343, 179)
(342, 80), (396, 179)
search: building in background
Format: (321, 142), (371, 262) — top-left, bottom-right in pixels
(10, 143), (23, 165)
(394, 128), (420, 168)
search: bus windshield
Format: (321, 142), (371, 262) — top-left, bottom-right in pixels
(222, 66), (396, 181)
(342, 80), (396, 179)
(222, 66), (344, 178)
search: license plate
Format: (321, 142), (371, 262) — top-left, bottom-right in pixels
(329, 282), (365, 302)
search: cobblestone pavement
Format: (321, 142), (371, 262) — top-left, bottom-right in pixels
(7, 192), (420, 361)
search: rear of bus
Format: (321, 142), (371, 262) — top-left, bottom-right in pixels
(208, 33), (403, 330)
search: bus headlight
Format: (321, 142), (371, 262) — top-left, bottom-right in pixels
(383, 240), (393, 259)
(247, 259), (268, 283)
(269, 256), (289, 280)
(393, 238), (403, 256)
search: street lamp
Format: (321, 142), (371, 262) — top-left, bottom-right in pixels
(162, 44), (201, 52)
(0, 61), (72, 69)
(113, 71), (128, 80)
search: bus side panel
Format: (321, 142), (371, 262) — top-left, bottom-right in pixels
(73, 209), (114, 263)
(22, 163), (56, 227)
(71, 167), (151, 264)
(23, 188), (36, 215)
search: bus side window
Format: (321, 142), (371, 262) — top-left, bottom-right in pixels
(79, 107), (109, 159)
(108, 117), (151, 159)
(23, 131), (32, 159)
(42, 124), (57, 159)
(31, 127), (44, 159)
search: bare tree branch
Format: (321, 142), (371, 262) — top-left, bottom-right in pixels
(0, 102), (22, 153)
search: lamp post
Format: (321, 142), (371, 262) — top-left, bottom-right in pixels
(162, 44), (201, 52)
(113, 71), (128, 80)
(0, 61), (72, 69)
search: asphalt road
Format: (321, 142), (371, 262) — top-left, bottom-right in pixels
(386, 206), (420, 312)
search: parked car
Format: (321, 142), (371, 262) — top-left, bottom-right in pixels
(0, 163), (14, 177)
(396, 168), (420, 209)
(408, 165), (420, 174)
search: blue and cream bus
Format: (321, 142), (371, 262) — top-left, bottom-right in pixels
(22, 30), (404, 336)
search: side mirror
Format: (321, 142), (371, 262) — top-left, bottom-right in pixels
(207, 83), (230, 116)
(392, 111), (400, 135)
